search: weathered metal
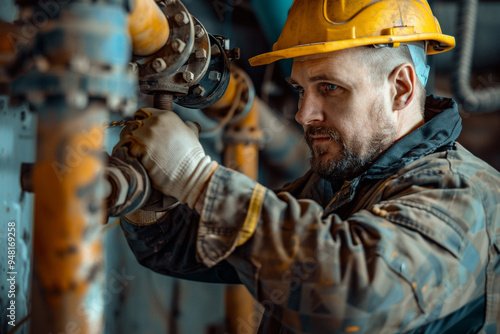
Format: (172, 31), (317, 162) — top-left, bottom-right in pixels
(9, 2), (135, 333)
(205, 66), (264, 333)
(133, 0), (194, 78)
(128, 0), (170, 56)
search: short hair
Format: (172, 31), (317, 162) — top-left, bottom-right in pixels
(357, 44), (427, 114)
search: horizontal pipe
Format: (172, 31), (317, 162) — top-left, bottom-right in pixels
(128, 0), (169, 56)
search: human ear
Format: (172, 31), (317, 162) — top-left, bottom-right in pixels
(389, 63), (416, 110)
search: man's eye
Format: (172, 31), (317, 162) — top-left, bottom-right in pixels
(326, 83), (338, 91)
(296, 87), (305, 98)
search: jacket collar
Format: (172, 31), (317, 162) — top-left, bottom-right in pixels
(321, 95), (462, 213)
(285, 96), (462, 206)
(356, 95), (462, 179)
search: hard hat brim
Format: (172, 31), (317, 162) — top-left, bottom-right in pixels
(249, 33), (455, 66)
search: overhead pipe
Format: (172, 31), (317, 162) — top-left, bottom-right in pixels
(128, 0), (170, 56)
(452, 0), (500, 113)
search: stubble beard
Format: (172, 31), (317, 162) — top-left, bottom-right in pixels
(305, 112), (396, 185)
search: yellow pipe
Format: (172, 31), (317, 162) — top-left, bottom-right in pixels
(30, 105), (107, 333)
(0, 21), (18, 66)
(223, 100), (259, 179)
(128, 0), (169, 56)
(210, 72), (239, 110)
(218, 67), (262, 334)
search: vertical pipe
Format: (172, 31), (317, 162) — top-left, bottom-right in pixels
(8, 2), (136, 332)
(223, 101), (259, 180)
(30, 100), (108, 333)
(216, 68), (262, 334)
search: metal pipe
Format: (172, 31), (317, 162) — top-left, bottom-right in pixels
(30, 102), (108, 334)
(128, 0), (170, 56)
(0, 21), (18, 67)
(208, 66), (263, 333)
(208, 71), (238, 110)
(452, 0), (500, 113)
(223, 100), (260, 179)
(9, 1), (136, 332)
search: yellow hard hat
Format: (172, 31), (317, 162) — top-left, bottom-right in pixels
(249, 0), (455, 66)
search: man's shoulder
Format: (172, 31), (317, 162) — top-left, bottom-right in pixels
(393, 142), (500, 192)
(448, 142), (500, 177)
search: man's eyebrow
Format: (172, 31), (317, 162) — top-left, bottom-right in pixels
(286, 74), (341, 86)
(285, 77), (299, 86)
(309, 74), (338, 82)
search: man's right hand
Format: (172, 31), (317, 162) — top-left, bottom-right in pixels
(112, 108), (219, 209)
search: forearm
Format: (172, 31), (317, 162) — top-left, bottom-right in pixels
(120, 204), (240, 283)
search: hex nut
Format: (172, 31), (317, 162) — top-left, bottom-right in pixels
(193, 85), (206, 97)
(174, 11), (189, 25)
(208, 71), (221, 82)
(152, 58), (167, 72)
(171, 39), (186, 53)
(129, 62), (139, 74)
(195, 49), (207, 59)
(194, 25), (204, 38)
(182, 71), (194, 83)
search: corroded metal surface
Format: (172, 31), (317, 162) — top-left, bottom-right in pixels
(30, 102), (108, 334)
(129, 0), (169, 56)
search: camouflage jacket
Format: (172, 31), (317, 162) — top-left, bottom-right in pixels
(121, 96), (500, 333)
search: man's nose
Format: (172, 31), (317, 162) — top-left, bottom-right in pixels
(295, 93), (325, 126)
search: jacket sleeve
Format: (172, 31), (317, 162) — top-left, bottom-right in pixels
(194, 160), (490, 333)
(120, 204), (241, 284)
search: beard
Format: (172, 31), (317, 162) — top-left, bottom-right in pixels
(305, 111), (396, 186)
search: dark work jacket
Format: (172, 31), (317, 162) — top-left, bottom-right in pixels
(121, 96), (500, 333)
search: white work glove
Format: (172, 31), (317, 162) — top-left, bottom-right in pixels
(113, 107), (218, 208)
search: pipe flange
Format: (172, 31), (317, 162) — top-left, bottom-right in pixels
(174, 34), (231, 109)
(200, 65), (253, 122)
(179, 16), (211, 86)
(134, 0), (195, 80)
(140, 16), (212, 96)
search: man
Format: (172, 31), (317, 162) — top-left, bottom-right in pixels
(114, 0), (500, 332)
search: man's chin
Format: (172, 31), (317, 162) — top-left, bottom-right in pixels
(310, 151), (369, 184)
(310, 155), (338, 178)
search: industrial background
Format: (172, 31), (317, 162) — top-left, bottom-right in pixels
(0, 0), (498, 333)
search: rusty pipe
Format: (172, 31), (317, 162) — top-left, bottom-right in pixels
(0, 21), (18, 67)
(206, 66), (263, 333)
(30, 103), (108, 334)
(128, 0), (170, 56)
(224, 78), (262, 334)
(223, 99), (260, 180)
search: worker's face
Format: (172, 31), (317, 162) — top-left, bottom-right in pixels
(290, 48), (397, 182)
